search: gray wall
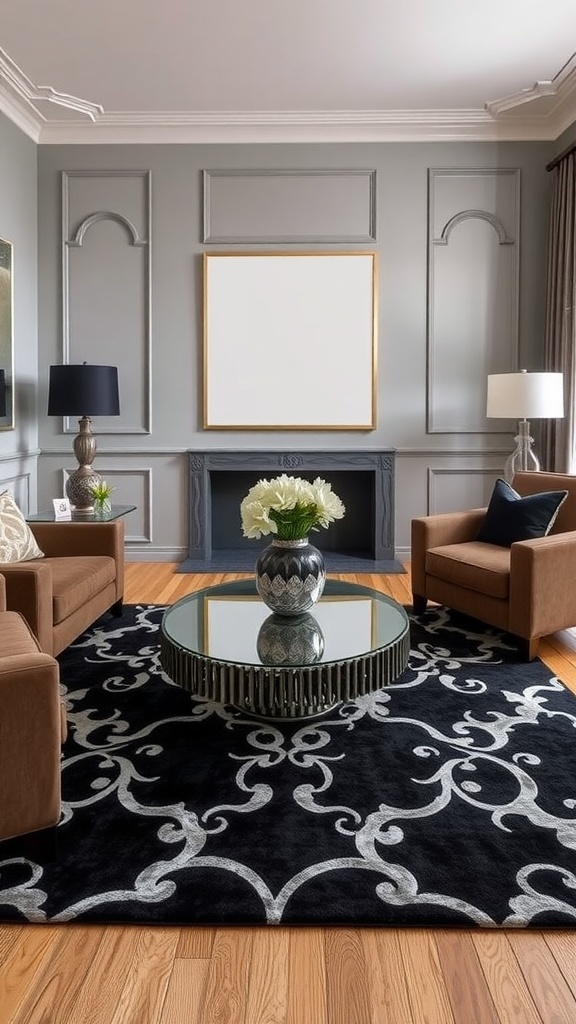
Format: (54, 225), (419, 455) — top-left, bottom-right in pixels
(0, 111), (38, 511)
(35, 140), (555, 561)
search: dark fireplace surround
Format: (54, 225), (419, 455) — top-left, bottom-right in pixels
(181, 449), (403, 573)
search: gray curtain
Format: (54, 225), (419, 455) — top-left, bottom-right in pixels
(542, 151), (576, 472)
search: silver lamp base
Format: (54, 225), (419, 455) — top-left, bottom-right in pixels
(66, 469), (101, 513)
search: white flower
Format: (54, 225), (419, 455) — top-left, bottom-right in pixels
(240, 474), (345, 541)
(310, 477), (346, 527)
(239, 497), (277, 539)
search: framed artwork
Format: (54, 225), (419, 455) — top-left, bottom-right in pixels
(203, 252), (377, 430)
(0, 237), (14, 430)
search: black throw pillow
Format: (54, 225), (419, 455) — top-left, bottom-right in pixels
(476, 478), (568, 547)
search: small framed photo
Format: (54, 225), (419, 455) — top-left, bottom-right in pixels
(53, 497), (72, 520)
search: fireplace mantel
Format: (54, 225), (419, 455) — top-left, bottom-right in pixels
(181, 449), (403, 573)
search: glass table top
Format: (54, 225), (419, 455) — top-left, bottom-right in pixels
(26, 504), (136, 523)
(161, 578), (409, 669)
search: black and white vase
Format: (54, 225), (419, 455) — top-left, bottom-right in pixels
(255, 537), (326, 616)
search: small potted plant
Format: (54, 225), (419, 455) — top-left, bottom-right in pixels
(89, 478), (115, 517)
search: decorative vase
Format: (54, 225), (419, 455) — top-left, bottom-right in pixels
(93, 497), (112, 518)
(255, 537), (326, 616)
(257, 612), (325, 666)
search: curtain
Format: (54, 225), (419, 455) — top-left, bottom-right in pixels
(542, 151), (576, 472)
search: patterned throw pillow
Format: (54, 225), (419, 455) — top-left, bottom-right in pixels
(0, 490), (44, 562)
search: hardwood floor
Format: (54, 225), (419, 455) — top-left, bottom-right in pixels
(1, 562), (575, 1024)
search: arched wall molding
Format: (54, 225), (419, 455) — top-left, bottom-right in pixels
(434, 209), (514, 246)
(68, 210), (146, 248)
(61, 170), (152, 435)
(426, 167), (521, 434)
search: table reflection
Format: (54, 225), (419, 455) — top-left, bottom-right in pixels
(257, 612), (325, 666)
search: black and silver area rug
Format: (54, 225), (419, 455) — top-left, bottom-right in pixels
(1, 604), (576, 927)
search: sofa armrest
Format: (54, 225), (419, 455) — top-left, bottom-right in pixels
(0, 562), (55, 654)
(30, 519), (125, 604)
(0, 573), (5, 613)
(411, 509), (487, 596)
(29, 519), (124, 558)
(509, 531), (576, 639)
(0, 652), (62, 841)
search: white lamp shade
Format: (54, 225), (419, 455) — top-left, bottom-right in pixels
(486, 372), (564, 420)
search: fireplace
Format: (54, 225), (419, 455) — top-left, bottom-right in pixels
(180, 449), (403, 573)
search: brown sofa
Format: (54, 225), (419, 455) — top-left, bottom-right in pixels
(411, 471), (576, 660)
(0, 573), (65, 842)
(0, 518), (125, 657)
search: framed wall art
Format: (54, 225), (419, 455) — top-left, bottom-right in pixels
(203, 251), (377, 430)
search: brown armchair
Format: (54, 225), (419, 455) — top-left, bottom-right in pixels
(0, 573), (65, 842)
(1, 518), (125, 656)
(411, 471), (576, 660)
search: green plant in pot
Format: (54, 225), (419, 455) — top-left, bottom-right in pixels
(89, 479), (115, 516)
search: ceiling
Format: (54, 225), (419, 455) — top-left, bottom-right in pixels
(1, 0), (576, 145)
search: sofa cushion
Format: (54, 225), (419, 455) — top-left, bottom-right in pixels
(476, 478), (568, 547)
(0, 491), (44, 563)
(49, 556), (116, 624)
(426, 542), (511, 600)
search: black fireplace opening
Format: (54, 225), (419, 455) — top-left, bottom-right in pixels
(211, 470), (375, 557)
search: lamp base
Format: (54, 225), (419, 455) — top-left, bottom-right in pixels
(503, 419), (540, 485)
(66, 469), (101, 513)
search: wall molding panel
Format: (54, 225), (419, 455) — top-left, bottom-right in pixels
(61, 170), (152, 436)
(427, 167), (520, 435)
(427, 466), (499, 515)
(61, 466), (152, 544)
(203, 168), (377, 243)
(0, 470), (32, 513)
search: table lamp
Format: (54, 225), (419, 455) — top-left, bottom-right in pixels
(48, 363), (120, 512)
(0, 369), (6, 418)
(486, 370), (564, 484)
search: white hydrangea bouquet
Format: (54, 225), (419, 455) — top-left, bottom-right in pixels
(240, 474), (345, 542)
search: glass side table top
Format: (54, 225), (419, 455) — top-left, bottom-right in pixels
(161, 578), (410, 720)
(26, 504), (136, 523)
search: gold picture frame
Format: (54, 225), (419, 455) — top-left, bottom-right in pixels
(203, 251), (378, 430)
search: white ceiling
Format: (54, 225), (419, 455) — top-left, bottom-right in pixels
(1, 0), (575, 144)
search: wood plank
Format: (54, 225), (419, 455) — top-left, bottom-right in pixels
(325, 929), (373, 1024)
(0, 925), (23, 967)
(471, 931), (543, 1024)
(361, 929), (414, 1024)
(176, 927), (216, 958)
(0, 926), (62, 1024)
(201, 928), (253, 1024)
(396, 930), (456, 1024)
(543, 931), (576, 999)
(507, 930), (576, 1023)
(59, 925), (148, 1024)
(244, 928), (289, 1024)
(107, 927), (180, 1024)
(159, 958), (210, 1024)
(286, 928), (327, 1024)
(435, 930), (500, 1024)
(9, 924), (104, 1024)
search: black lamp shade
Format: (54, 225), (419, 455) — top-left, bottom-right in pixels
(48, 364), (120, 417)
(0, 369), (6, 418)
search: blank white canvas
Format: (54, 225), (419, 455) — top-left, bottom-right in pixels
(203, 253), (376, 429)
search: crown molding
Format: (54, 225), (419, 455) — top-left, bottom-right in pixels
(485, 51), (576, 116)
(0, 44), (574, 145)
(30, 107), (568, 144)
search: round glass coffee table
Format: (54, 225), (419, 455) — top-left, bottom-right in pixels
(160, 579), (410, 719)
